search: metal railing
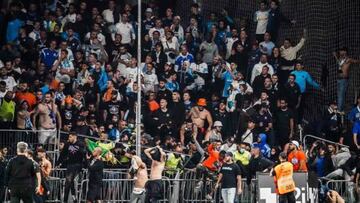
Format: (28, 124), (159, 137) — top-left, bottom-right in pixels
(77, 177), (256, 203)
(326, 179), (354, 203)
(4, 177), (65, 203)
(302, 134), (349, 151)
(0, 129), (61, 166)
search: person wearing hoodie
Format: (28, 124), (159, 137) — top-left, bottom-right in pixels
(254, 134), (271, 158)
(326, 149), (356, 203)
(326, 147), (351, 179)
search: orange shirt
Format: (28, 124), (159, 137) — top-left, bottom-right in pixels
(148, 100), (160, 112)
(49, 79), (60, 90)
(15, 92), (36, 110)
(103, 88), (113, 102)
(274, 161), (295, 194)
(287, 150), (308, 172)
(202, 144), (219, 171)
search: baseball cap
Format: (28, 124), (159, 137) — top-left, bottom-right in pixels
(213, 121), (223, 127)
(197, 98), (207, 106)
(146, 8), (153, 13)
(290, 140), (300, 149)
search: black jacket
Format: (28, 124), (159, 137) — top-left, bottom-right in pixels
(247, 155), (274, 184)
(5, 155), (37, 188)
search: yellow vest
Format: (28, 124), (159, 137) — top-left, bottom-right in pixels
(274, 162), (295, 194)
(0, 99), (15, 122)
(165, 153), (181, 174)
(234, 150), (250, 166)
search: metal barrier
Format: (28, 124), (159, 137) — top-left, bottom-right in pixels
(3, 177), (64, 203)
(302, 134), (349, 151)
(0, 129), (59, 150)
(45, 177), (65, 203)
(0, 129), (60, 166)
(326, 179), (355, 203)
(79, 179), (137, 202)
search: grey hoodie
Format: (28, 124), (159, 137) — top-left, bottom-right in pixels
(332, 147), (351, 168)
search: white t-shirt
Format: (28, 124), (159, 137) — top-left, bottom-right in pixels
(255, 10), (269, 35)
(115, 22), (135, 44)
(0, 76), (17, 91)
(85, 32), (107, 46)
(226, 37), (238, 59)
(124, 67), (138, 82)
(143, 73), (159, 93)
(251, 62), (274, 83)
(162, 38), (179, 64)
(116, 53), (132, 76)
(149, 27), (165, 40)
(102, 9), (114, 24)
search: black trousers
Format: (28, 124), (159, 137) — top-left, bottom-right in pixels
(279, 191), (296, 203)
(10, 186), (33, 203)
(64, 164), (82, 201)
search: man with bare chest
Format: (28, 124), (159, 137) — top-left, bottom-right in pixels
(129, 154), (148, 203)
(333, 47), (360, 112)
(144, 146), (166, 203)
(32, 92), (62, 145)
(190, 98), (213, 141)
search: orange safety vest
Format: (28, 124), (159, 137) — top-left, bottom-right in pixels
(274, 162), (295, 195)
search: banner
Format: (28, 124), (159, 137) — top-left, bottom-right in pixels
(257, 172), (308, 203)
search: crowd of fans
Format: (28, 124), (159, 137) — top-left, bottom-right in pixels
(0, 0), (359, 202)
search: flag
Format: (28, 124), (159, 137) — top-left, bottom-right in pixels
(85, 138), (119, 165)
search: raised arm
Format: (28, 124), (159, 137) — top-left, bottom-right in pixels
(305, 72), (320, 89)
(144, 147), (154, 160)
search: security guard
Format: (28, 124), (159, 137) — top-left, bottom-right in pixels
(5, 142), (40, 203)
(272, 152), (296, 203)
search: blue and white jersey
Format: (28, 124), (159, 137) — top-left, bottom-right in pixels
(174, 53), (194, 72)
(40, 48), (58, 68)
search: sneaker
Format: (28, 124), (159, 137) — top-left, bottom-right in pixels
(194, 180), (203, 194)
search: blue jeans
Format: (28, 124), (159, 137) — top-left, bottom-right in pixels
(337, 79), (349, 112)
(221, 188), (236, 203)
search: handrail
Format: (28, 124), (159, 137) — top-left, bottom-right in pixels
(302, 134), (349, 151)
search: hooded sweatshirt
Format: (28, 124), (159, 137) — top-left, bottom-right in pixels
(332, 147), (351, 169)
(257, 133), (271, 158)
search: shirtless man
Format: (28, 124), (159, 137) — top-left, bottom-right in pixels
(32, 92), (62, 145)
(144, 146), (166, 202)
(333, 47), (360, 112)
(37, 148), (52, 196)
(129, 153), (148, 203)
(190, 98), (213, 140)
